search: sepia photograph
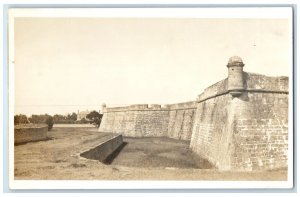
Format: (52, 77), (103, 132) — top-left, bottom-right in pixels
(8, 7), (293, 190)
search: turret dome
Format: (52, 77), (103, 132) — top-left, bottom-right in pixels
(227, 56), (244, 67)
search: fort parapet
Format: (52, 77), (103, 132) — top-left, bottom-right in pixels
(99, 56), (289, 171)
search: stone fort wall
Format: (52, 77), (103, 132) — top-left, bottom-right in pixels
(190, 71), (289, 171)
(99, 102), (196, 140)
(98, 56), (289, 171)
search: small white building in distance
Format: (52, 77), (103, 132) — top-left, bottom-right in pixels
(77, 110), (90, 121)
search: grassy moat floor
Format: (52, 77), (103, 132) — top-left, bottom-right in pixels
(14, 127), (287, 180)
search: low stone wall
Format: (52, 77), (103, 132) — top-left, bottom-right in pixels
(14, 125), (48, 144)
(80, 135), (123, 162)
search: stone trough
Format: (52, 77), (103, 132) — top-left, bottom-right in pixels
(80, 134), (124, 162)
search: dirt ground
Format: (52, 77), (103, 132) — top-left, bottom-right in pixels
(14, 127), (287, 180)
(109, 137), (213, 169)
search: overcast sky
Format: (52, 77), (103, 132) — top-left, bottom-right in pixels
(14, 18), (291, 116)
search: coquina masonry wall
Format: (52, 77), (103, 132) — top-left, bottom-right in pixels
(167, 102), (196, 140)
(190, 72), (288, 171)
(98, 56), (289, 171)
(99, 102), (196, 140)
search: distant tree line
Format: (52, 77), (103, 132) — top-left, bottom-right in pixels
(53, 112), (77, 124)
(14, 114), (29, 124)
(14, 111), (103, 129)
(14, 114), (54, 131)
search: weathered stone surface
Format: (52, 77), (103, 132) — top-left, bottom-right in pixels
(190, 94), (233, 170)
(99, 102), (196, 140)
(231, 92), (288, 171)
(80, 135), (123, 162)
(168, 108), (196, 140)
(190, 72), (288, 171)
(244, 72), (288, 92)
(15, 125), (48, 144)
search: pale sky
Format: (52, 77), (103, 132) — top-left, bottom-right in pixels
(14, 18), (291, 116)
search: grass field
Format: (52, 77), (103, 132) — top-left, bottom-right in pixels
(14, 127), (287, 180)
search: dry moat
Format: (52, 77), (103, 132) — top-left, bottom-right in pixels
(14, 126), (287, 180)
(104, 137), (212, 169)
